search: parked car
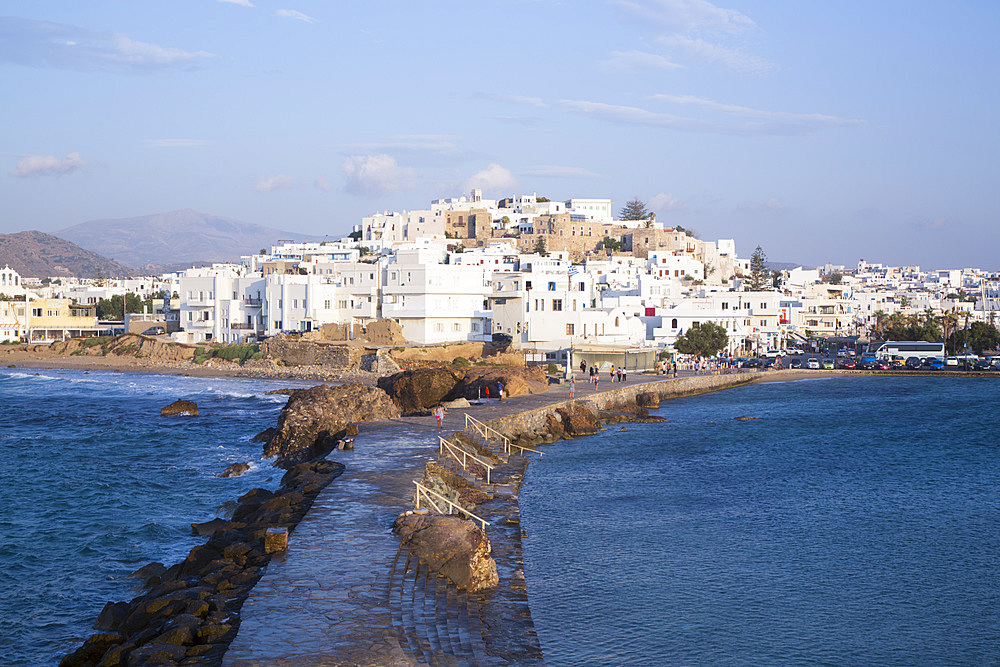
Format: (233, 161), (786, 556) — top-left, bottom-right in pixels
(807, 358), (821, 369)
(838, 359), (856, 369)
(973, 358), (992, 371)
(141, 326), (165, 336)
(789, 358), (802, 369)
(822, 358), (835, 370)
(872, 359), (891, 370)
(991, 357), (1000, 370)
(904, 356), (922, 370)
(921, 357), (944, 370)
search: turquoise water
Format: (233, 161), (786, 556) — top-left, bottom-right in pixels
(520, 376), (1000, 665)
(0, 368), (307, 665)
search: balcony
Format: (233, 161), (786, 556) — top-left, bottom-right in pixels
(244, 298), (262, 308)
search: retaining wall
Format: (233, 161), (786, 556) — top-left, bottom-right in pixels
(483, 372), (758, 437)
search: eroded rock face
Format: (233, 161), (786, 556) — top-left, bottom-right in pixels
(636, 391), (661, 408)
(264, 383), (400, 466)
(377, 367), (465, 415)
(554, 404), (599, 435)
(161, 400), (198, 417)
(220, 462), (250, 478)
(393, 513), (499, 592)
(378, 365), (549, 415)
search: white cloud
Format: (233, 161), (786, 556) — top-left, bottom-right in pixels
(559, 98), (860, 137)
(144, 139), (210, 148)
(0, 17), (214, 72)
(477, 93), (547, 108)
(520, 165), (603, 179)
(10, 152), (87, 177)
(614, 0), (756, 34)
(601, 50), (684, 71)
(649, 192), (686, 211)
(656, 35), (770, 73)
(276, 9), (316, 23)
(652, 94), (862, 126)
(254, 174), (294, 193)
(463, 164), (516, 193)
(341, 154), (416, 196)
(314, 175), (331, 192)
(218, 0), (254, 6)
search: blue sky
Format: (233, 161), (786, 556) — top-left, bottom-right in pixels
(2, 0), (999, 269)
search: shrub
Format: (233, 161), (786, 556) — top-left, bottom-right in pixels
(546, 363), (560, 374)
(452, 356), (471, 367)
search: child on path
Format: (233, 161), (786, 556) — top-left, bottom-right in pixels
(568, 374), (575, 398)
(434, 404), (445, 430)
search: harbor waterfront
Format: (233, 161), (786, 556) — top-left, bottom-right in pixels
(3, 366), (997, 664)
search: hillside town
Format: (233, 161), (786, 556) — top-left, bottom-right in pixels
(3, 192), (1000, 367)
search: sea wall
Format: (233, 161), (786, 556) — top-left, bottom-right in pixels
(485, 372), (757, 437)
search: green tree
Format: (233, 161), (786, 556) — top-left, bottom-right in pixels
(673, 321), (729, 358)
(602, 236), (624, 252)
(950, 321), (1000, 355)
(619, 197), (651, 221)
(827, 272), (843, 285)
(96, 293), (146, 320)
(746, 246), (770, 291)
(533, 235), (547, 254)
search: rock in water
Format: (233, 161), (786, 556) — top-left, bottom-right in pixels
(221, 461), (250, 478)
(160, 399), (198, 417)
(191, 518), (230, 536)
(264, 383), (400, 466)
(393, 513), (499, 592)
(636, 391), (660, 408)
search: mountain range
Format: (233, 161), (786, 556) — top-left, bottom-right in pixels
(58, 209), (324, 269)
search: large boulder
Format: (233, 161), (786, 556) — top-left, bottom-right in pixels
(393, 513), (498, 592)
(555, 404), (599, 435)
(161, 400), (198, 417)
(378, 365), (549, 414)
(264, 383), (399, 466)
(378, 367), (466, 414)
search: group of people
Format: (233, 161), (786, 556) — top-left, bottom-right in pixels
(578, 360), (628, 385)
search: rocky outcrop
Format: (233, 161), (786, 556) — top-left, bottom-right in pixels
(378, 365), (549, 415)
(264, 383), (400, 466)
(636, 391), (660, 409)
(220, 462), (250, 478)
(378, 367), (466, 414)
(393, 513), (499, 592)
(161, 400), (198, 417)
(62, 460), (344, 667)
(554, 404), (599, 436)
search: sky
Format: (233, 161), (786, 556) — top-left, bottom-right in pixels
(2, 0), (999, 270)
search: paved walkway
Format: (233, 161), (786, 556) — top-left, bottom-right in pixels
(224, 372), (691, 665)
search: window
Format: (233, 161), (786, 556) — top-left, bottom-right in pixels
(552, 299), (562, 311)
(672, 318), (678, 328)
(548, 282), (556, 291)
(32, 308), (42, 317)
(452, 323), (461, 332)
(324, 300), (330, 309)
(566, 323), (575, 335)
(338, 300), (348, 309)
(435, 323), (444, 332)
(722, 303), (729, 310)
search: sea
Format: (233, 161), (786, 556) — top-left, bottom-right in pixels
(520, 375), (1000, 666)
(0, 367), (309, 665)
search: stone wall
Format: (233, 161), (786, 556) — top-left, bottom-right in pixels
(259, 336), (362, 368)
(482, 372), (757, 438)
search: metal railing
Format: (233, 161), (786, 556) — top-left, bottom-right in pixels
(439, 436), (493, 485)
(413, 481), (490, 530)
(464, 413), (541, 458)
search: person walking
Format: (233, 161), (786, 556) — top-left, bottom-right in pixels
(434, 404), (445, 430)
(568, 374), (576, 398)
(617, 368), (622, 383)
(497, 381), (504, 401)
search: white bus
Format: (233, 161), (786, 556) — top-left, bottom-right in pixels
(865, 341), (945, 363)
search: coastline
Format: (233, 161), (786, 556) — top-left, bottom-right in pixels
(47, 365), (987, 663)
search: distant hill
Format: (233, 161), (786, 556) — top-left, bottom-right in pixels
(767, 261), (814, 272)
(0, 231), (134, 279)
(59, 209), (324, 268)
